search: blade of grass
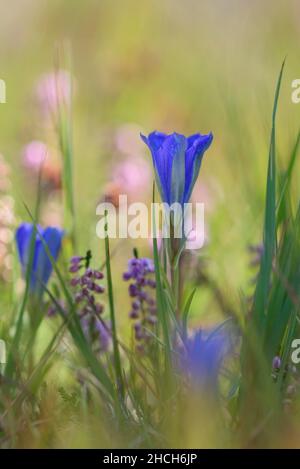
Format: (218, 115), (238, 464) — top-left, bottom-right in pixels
(182, 287), (196, 341)
(277, 130), (300, 225)
(55, 44), (76, 250)
(252, 59), (285, 330)
(104, 209), (125, 400)
(152, 182), (172, 372)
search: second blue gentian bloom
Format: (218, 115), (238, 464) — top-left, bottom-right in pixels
(179, 323), (237, 393)
(141, 131), (213, 205)
(15, 223), (64, 296)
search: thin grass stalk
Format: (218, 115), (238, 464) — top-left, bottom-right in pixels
(104, 209), (125, 401)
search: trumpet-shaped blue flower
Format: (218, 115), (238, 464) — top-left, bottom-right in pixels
(181, 323), (236, 391)
(141, 131), (213, 205)
(15, 223), (63, 296)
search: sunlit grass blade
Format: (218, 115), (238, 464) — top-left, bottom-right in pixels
(239, 62), (286, 437)
(277, 130), (300, 226)
(55, 44), (76, 250)
(3, 320), (67, 415)
(182, 287), (196, 341)
(252, 59), (285, 330)
(264, 204), (300, 362)
(104, 210), (125, 400)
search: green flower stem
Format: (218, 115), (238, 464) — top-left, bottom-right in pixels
(170, 220), (181, 319)
(104, 210), (125, 402)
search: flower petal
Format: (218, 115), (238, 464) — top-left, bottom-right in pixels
(142, 132), (187, 204)
(183, 322), (236, 390)
(34, 227), (64, 290)
(141, 131), (167, 153)
(184, 132), (213, 203)
(169, 133), (187, 204)
(15, 223), (35, 273)
(142, 131), (213, 205)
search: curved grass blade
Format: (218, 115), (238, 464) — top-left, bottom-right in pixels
(252, 59), (285, 330)
(182, 287), (197, 341)
(152, 182), (172, 371)
(104, 209), (125, 400)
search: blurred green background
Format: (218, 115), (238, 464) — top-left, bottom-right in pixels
(0, 0), (299, 327)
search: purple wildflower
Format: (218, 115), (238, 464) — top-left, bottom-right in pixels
(49, 253), (110, 355)
(248, 243), (264, 268)
(69, 255), (110, 354)
(47, 299), (66, 317)
(123, 257), (156, 352)
(81, 315), (110, 354)
(272, 356), (281, 371)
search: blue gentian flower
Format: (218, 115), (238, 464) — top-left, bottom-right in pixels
(141, 131), (213, 205)
(15, 223), (63, 296)
(181, 323), (235, 391)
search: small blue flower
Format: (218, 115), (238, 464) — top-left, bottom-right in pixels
(15, 223), (64, 296)
(181, 323), (235, 391)
(141, 131), (213, 205)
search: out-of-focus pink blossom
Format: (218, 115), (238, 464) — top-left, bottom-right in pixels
(101, 124), (152, 206)
(22, 140), (48, 172)
(111, 156), (151, 202)
(35, 70), (72, 116)
(22, 141), (61, 191)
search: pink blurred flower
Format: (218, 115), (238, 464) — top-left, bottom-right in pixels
(22, 140), (48, 172)
(111, 156), (151, 202)
(35, 70), (72, 116)
(22, 141), (61, 191)
(101, 124), (152, 205)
